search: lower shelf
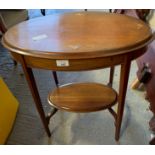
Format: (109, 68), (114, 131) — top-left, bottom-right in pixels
(48, 82), (117, 112)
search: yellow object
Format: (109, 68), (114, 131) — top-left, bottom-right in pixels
(0, 77), (19, 144)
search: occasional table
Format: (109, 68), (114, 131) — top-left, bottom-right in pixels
(2, 12), (154, 141)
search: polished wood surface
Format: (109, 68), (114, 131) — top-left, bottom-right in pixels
(48, 83), (117, 112)
(115, 57), (131, 140)
(2, 12), (154, 141)
(20, 56), (51, 137)
(2, 12), (152, 59)
(8, 46), (148, 71)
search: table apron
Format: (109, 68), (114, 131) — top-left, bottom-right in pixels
(10, 47), (147, 71)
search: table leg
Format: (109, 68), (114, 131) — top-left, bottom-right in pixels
(13, 59), (17, 65)
(108, 66), (115, 87)
(21, 56), (51, 137)
(115, 59), (131, 141)
(52, 71), (59, 87)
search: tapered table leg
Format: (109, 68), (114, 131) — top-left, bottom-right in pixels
(108, 66), (115, 87)
(115, 58), (131, 141)
(21, 56), (51, 137)
(52, 71), (59, 87)
(13, 59), (17, 65)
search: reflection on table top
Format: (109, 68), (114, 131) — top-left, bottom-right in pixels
(3, 12), (152, 59)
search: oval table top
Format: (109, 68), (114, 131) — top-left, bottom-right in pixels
(2, 12), (153, 59)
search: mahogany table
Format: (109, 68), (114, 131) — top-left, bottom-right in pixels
(2, 12), (154, 141)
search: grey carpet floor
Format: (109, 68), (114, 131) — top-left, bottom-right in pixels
(0, 9), (153, 144)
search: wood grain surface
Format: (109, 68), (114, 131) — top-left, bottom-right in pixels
(48, 82), (117, 112)
(2, 12), (152, 59)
